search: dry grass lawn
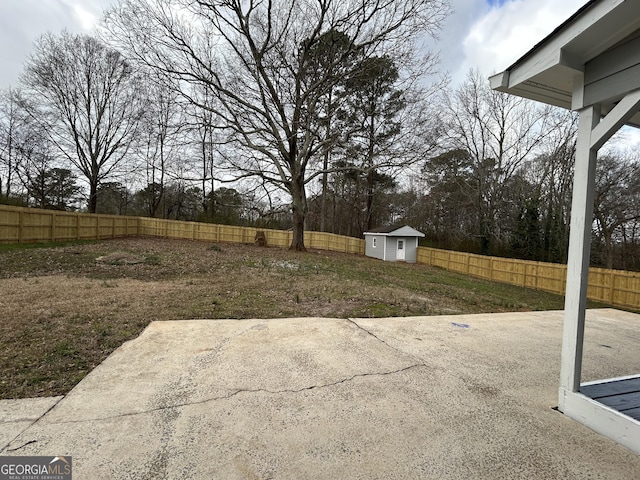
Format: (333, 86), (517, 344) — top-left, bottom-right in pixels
(0, 237), (577, 399)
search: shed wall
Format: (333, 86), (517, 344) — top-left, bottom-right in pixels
(364, 234), (385, 260)
(405, 237), (419, 263)
(366, 236), (420, 263)
(389, 237), (419, 263)
(385, 237), (397, 262)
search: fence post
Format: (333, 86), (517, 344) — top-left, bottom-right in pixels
(76, 213), (80, 240)
(51, 212), (56, 242)
(18, 209), (24, 243)
(609, 270), (616, 304)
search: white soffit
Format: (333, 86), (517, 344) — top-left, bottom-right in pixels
(490, 0), (640, 128)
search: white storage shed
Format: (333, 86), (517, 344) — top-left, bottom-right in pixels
(363, 226), (425, 264)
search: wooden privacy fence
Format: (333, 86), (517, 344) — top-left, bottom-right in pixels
(416, 248), (568, 294)
(0, 206), (139, 243)
(0, 205), (365, 255)
(136, 216), (365, 254)
(1, 204), (639, 309)
(416, 247), (640, 310)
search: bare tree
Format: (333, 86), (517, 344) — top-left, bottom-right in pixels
(523, 110), (577, 262)
(103, 0), (449, 249)
(0, 91), (58, 205)
(138, 73), (187, 217)
(19, 32), (145, 213)
(0, 88), (27, 200)
(593, 152), (640, 269)
(187, 84), (220, 221)
(441, 70), (553, 254)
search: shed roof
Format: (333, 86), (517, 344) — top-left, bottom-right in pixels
(364, 225), (425, 238)
(489, 0), (640, 127)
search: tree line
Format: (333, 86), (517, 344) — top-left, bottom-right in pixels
(1, 0), (639, 270)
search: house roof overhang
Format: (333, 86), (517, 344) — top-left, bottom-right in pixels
(489, 0), (640, 128)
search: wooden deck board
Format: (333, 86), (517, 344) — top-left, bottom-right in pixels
(624, 407), (640, 421)
(597, 392), (640, 411)
(580, 377), (640, 398)
(581, 377), (640, 421)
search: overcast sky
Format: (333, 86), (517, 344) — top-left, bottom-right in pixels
(0, 0), (589, 90)
(6, 0), (638, 148)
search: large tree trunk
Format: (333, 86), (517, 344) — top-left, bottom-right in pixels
(290, 174), (307, 251)
(320, 152), (329, 232)
(320, 90), (333, 233)
(366, 169), (375, 231)
(88, 180), (98, 213)
(601, 225), (614, 269)
(605, 234), (614, 269)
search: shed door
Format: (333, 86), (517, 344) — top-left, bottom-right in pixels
(397, 239), (405, 261)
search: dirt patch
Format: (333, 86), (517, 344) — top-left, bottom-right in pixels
(95, 252), (147, 265)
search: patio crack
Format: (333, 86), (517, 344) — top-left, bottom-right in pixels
(346, 318), (422, 362)
(224, 363), (426, 398)
(42, 363), (427, 425)
(1, 396), (65, 453)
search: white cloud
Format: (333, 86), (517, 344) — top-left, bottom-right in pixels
(456, 0), (640, 152)
(425, 0), (486, 82)
(62, 0), (100, 31)
(448, 0), (587, 83)
(0, 0), (608, 94)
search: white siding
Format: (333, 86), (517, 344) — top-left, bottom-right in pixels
(583, 33), (640, 107)
(364, 234), (385, 260)
(385, 237), (397, 262)
(405, 237), (418, 263)
(365, 232), (421, 263)
(391, 237), (418, 263)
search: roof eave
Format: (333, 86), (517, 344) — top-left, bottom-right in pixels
(491, 0), (640, 128)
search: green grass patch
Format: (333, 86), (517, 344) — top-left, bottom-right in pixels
(0, 240), (97, 253)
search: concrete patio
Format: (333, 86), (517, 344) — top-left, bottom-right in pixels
(1, 309), (639, 479)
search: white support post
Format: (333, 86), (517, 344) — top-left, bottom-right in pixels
(559, 88), (640, 411)
(558, 103), (600, 411)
